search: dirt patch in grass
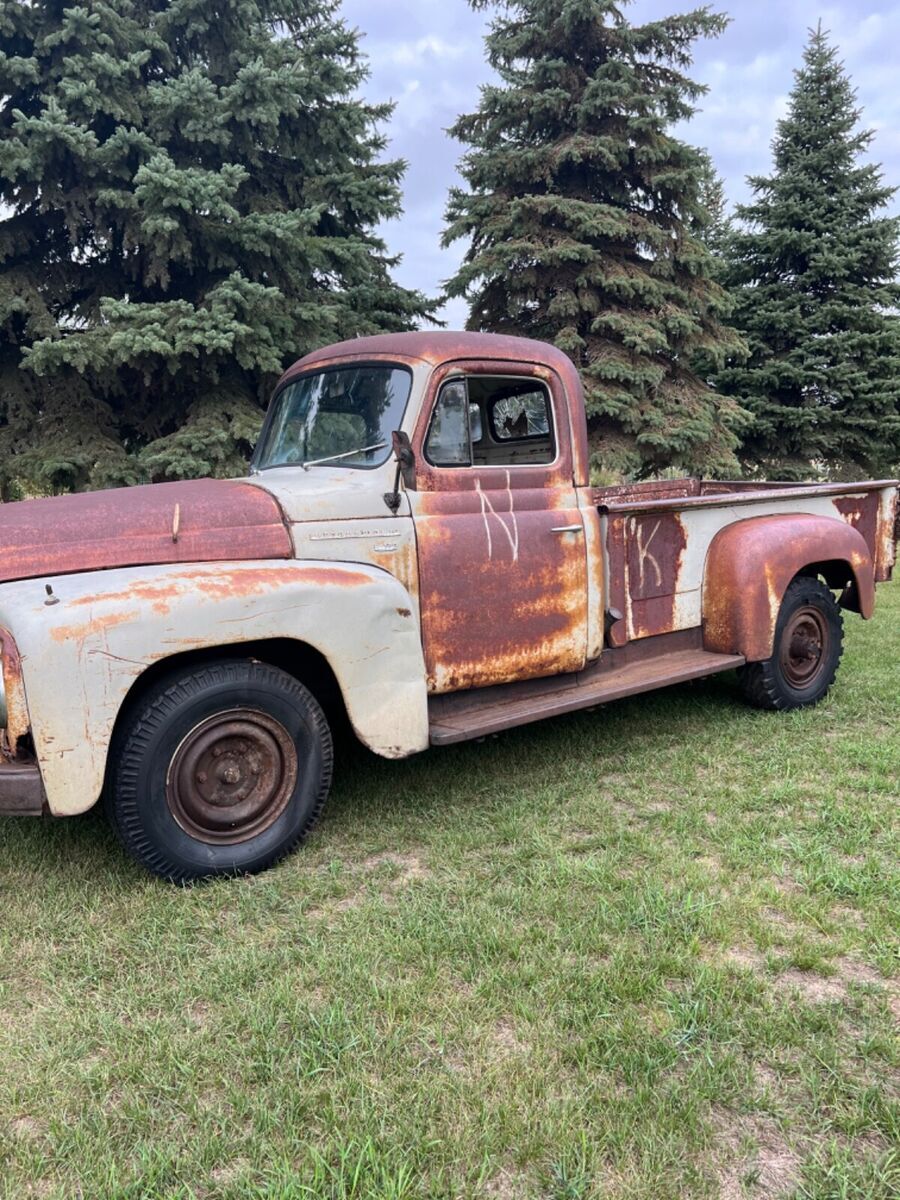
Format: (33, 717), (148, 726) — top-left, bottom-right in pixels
(362, 850), (430, 885)
(711, 1108), (801, 1199)
(490, 1018), (529, 1059)
(209, 1158), (250, 1188)
(760, 907), (803, 935)
(776, 967), (847, 1003)
(719, 945), (769, 971)
(832, 956), (884, 986)
(713, 947), (890, 1007)
(777, 956), (887, 1005)
(482, 1166), (532, 1198)
(307, 851), (430, 917)
(24, 1181), (53, 1199)
(9, 1115), (44, 1139)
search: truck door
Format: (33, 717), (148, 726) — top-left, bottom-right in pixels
(408, 361), (589, 692)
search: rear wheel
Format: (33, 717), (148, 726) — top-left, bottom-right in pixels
(106, 660), (332, 882)
(737, 575), (843, 711)
(739, 573), (844, 710)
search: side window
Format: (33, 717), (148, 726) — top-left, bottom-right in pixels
(424, 375), (556, 468)
(471, 377), (555, 466)
(425, 379), (471, 466)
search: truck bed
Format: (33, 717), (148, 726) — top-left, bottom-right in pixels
(594, 477), (898, 647)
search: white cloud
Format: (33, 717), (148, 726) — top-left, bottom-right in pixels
(386, 35), (468, 67)
(341, 0), (900, 325)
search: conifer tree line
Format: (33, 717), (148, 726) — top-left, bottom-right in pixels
(1, 0), (898, 493)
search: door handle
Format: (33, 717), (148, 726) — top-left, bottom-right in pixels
(551, 524), (583, 534)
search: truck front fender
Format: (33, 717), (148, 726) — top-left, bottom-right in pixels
(0, 560), (428, 816)
(702, 513), (875, 662)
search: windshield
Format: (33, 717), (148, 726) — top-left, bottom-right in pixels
(255, 365), (413, 470)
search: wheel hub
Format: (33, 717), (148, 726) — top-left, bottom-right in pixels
(166, 710), (298, 844)
(780, 607), (828, 688)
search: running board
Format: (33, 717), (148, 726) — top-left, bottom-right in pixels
(428, 642), (745, 746)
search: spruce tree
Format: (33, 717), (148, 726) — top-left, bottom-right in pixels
(717, 26), (900, 480)
(0, 0), (431, 493)
(443, 0), (747, 480)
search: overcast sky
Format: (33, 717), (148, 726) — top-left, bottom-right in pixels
(340, 0), (900, 328)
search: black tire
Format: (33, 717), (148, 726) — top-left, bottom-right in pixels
(737, 575), (843, 711)
(105, 660), (333, 883)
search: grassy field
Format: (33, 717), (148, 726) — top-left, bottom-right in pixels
(0, 582), (897, 1200)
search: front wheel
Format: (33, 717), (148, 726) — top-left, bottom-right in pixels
(106, 660), (333, 882)
(737, 575), (843, 711)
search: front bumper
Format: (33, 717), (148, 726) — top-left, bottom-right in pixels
(0, 761), (45, 815)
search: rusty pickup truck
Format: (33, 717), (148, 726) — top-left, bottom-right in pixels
(0, 332), (896, 881)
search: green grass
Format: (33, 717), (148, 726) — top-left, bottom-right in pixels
(1, 582), (898, 1200)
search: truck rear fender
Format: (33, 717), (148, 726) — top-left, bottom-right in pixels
(1, 560), (429, 817)
(702, 514), (874, 662)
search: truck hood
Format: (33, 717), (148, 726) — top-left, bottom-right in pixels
(0, 479), (292, 585)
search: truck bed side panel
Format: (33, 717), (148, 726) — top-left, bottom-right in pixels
(601, 483), (897, 643)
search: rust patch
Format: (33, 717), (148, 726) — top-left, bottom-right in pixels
(414, 476), (588, 692)
(0, 626), (30, 751)
(50, 609), (140, 643)
(833, 494), (878, 558)
(0, 479), (292, 586)
(396, 607), (412, 618)
(703, 513), (875, 661)
(622, 512), (687, 639)
(67, 564), (371, 614)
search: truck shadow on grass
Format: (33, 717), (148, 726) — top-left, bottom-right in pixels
(0, 669), (771, 885)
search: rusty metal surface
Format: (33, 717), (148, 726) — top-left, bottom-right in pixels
(406, 357), (589, 692)
(596, 477), (899, 515)
(623, 511), (688, 639)
(703, 513), (874, 662)
(832, 488), (898, 584)
(779, 606), (830, 689)
(600, 485), (897, 646)
(429, 627), (744, 745)
(166, 709), (298, 845)
(0, 760), (45, 815)
(833, 494), (879, 561)
(0, 479), (292, 585)
(0, 625), (30, 755)
(0, 559), (429, 816)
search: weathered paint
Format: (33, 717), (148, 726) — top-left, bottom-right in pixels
(407, 357), (589, 692)
(597, 485), (897, 644)
(832, 493), (879, 563)
(0, 626), (30, 755)
(702, 514), (874, 661)
(288, 514), (420, 619)
(0, 479), (292, 584)
(0, 560), (428, 816)
(577, 486), (606, 661)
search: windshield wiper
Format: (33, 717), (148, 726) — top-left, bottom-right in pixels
(301, 442), (388, 470)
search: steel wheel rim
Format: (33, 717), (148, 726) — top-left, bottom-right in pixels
(166, 709), (298, 845)
(780, 606), (828, 689)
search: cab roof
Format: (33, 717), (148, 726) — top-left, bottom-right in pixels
(285, 330), (578, 374)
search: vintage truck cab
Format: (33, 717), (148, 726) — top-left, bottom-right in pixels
(0, 332), (896, 881)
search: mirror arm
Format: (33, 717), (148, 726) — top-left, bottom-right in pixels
(383, 430), (416, 515)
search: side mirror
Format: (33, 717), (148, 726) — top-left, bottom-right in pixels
(391, 430), (416, 489)
(384, 430), (417, 514)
